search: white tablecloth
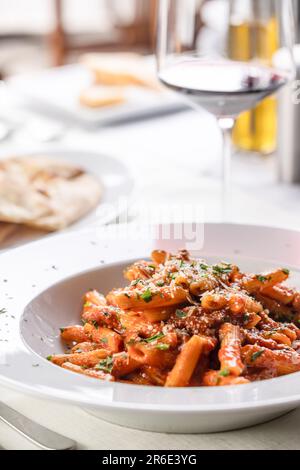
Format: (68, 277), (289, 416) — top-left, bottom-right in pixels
(1, 108), (300, 450)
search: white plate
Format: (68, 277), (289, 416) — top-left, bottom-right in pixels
(1, 223), (300, 434)
(0, 148), (135, 249)
(8, 64), (186, 127)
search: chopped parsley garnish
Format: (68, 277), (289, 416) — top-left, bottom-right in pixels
(219, 368), (230, 377)
(243, 313), (250, 323)
(156, 344), (170, 351)
(141, 288), (153, 303)
(91, 320), (99, 328)
(251, 350), (264, 362)
(0, 308), (7, 315)
(156, 280), (165, 287)
(199, 263), (209, 271)
(101, 337), (108, 344)
(143, 332), (165, 343)
(59, 328), (65, 333)
(256, 275), (268, 283)
(95, 356), (114, 373)
(83, 301), (92, 307)
(282, 268), (290, 275)
(177, 260), (184, 269)
(212, 263), (232, 275)
(124, 292), (131, 298)
(148, 265), (156, 270)
(46, 355), (53, 361)
(132, 278), (142, 286)
(175, 309), (187, 319)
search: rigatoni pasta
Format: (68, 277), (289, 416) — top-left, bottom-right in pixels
(48, 250), (300, 387)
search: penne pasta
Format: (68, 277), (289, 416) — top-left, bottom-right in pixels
(128, 343), (175, 368)
(138, 307), (174, 322)
(84, 290), (106, 306)
(111, 352), (140, 378)
(242, 345), (300, 376)
(151, 250), (168, 265)
(49, 250), (300, 387)
(242, 269), (289, 293)
(82, 304), (122, 329)
(62, 362), (114, 381)
(84, 323), (123, 352)
(261, 285), (295, 305)
(107, 285), (188, 310)
(218, 323), (244, 376)
(71, 342), (99, 353)
(124, 260), (159, 281)
(165, 335), (212, 387)
(48, 349), (109, 367)
(202, 370), (250, 386)
(60, 325), (88, 344)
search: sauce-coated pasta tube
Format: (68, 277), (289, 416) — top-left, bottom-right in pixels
(48, 349), (109, 367)
(138, 307), (173, 322)
(71, 342), (99, 353)
(218, 324), (244, 376)
(111, 352), (140, 378)
(107, 285), (187, 310)
(261, 285), (294, 305)
(82, 305), (122, 329)
(60, 325), (88, 343)
(84, 323), (123, 352)
(124, 260), (158, 281)
(165, 335), (211, 387)
(202, 370), (250, 386)
(84, 290), (106, 306)
(242, 345), (300, 376)
(62, 362), (114, 381)
(242, 269), (289, 293)
(128, 343), (175, 368)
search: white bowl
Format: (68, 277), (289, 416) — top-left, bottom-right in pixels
(1, 223), (300, 433)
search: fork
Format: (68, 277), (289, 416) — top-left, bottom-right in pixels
(0, 401), (76, 450)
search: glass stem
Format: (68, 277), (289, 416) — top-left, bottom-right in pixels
(217, 117), (235, 220)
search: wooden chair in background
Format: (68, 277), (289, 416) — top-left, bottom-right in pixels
(49, 0), (158, 66)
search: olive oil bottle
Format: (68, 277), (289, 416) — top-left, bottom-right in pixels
(230, 0), (279, 154)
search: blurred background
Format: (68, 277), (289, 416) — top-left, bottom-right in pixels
(0, 0), (299, 248)
(0, 0), (299, 153)
(0, 0), (158, 76)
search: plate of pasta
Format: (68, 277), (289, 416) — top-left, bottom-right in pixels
(2, 223), (300, 433)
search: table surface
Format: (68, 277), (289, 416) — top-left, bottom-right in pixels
(1, 107), (300, 450)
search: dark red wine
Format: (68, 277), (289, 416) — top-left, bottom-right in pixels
(159, 59), (288, 117)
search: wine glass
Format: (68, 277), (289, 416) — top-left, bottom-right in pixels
(157, 0), (295, 216)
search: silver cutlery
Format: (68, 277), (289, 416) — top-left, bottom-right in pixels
(0, 402), (76, 450)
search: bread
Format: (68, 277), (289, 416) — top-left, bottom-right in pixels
(79, 85), (125, 108)
(81, 53), (159, 89)
(0, 222), (18, 244)
(0, 157), (102, 231)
